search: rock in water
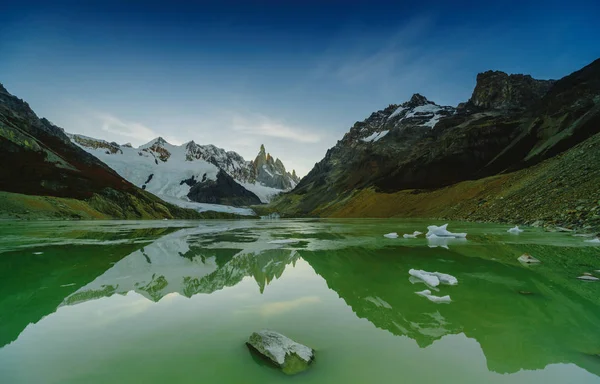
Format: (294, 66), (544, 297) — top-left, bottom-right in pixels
(518, 254), (541, 264)
(246, 330), (314, 375)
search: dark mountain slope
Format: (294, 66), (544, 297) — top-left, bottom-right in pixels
(271, 58), (600, 229)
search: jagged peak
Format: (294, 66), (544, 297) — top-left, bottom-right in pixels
(0, 83), (8, 94)
(142, 136), (169, 148)
(259, 144), (266, 156)
(404, 93), (432, 107)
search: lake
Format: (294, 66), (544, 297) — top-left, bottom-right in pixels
(0, 219), (599, 383)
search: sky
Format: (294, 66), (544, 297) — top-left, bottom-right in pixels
(1, 0), (599, 176)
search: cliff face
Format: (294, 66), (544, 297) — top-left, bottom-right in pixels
(272, 58), (600, 229)
(468, 71), (555, 110)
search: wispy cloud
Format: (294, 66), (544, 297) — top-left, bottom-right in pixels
(231, 113), (320, 143)
(96, 113), (159, 143)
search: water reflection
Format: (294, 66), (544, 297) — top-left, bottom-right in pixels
(1, 220), (600, 382)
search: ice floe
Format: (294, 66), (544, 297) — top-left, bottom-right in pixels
(409, 269), (458, 287)
(577, 275), (599, 281)
(507, 226), (524, 234)
(415, 289), (452, 304)
(409, 269), (440, 287)
(584, 238), (600, 244)
(403, 231), (423, 239)
(426, 224), (467, 238)
(384, 232), (399, 239)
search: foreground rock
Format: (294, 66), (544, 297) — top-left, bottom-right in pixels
(246, 330), (315, 375)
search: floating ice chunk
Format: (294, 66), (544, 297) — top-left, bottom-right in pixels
(268, 239), (300, 244)
(431, 271), (458, 286)
(384, 232), (399, 239)
(409, 269), (457, 287)
(403, 231), (423, 239)
(577, 275), (599, 281)
(584, 238), (600, 244)
(518, 254), (541, 264)
(408, 276), (440, 290)
(415, 289), (451, 304)
(507, 226), (524, 234)
(426, 224), (467, 238)
(33, 251), (43, 255)
(427, 234), (467, 249)
(409, 269), (440, 287)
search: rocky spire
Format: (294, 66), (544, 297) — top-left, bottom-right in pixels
(259, 144), (266, 156)
(404, 93), (431, 108)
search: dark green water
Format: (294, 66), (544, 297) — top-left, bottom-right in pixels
(1, 219), (599, 383)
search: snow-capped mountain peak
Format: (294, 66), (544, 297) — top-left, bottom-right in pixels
(67, 134), (300, 209)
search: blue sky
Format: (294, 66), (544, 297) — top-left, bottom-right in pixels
(1, 0), (598, 176)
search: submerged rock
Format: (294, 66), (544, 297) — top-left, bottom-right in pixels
(518, 254), (541, 264)
(246, 330), (314, 375)
(518, 290), (534, 295)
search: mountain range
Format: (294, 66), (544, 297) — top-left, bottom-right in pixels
(68, 134), (299, 207)
(2, 57), (599, 226)
(0, 82), (298, 219)
(270, 58), (600, 231)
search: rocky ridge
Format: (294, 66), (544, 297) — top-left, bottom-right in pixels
(272, 58), (600, 230)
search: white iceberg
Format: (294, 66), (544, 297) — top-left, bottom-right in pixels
(518, 254), (541, 264)
(431, 271), (458, 285)
(409, 269), (458, 287)
(384, 232), (399, 239)
(427, 234), (467, 249)
(409, 269), (440, 287)
(403, 231), (423, 239)
(408, 276), (440, 291)
(584, 238), (600, 244)
(426, 224), (467, 238)
(507, 226), (524, 234)
(577, 275), (599, 281)
(415, 289), (451, 304)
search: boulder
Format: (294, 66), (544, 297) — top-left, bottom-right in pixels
(246, 330), (314, 375)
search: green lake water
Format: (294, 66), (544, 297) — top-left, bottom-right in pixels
(0, 219), (599, 383)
